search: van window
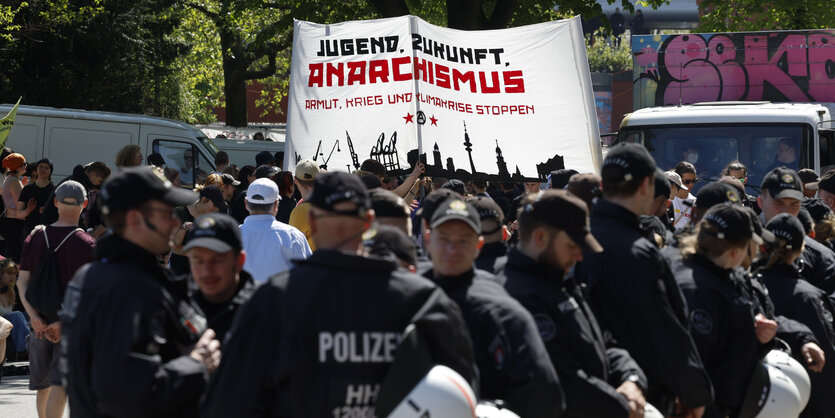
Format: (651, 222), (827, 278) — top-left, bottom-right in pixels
(153, 140), (210, 188)
(618, 123), (809, 195)
(821, 130), (835, 173)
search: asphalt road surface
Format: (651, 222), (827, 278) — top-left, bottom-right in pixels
(0, 362), (69, 418)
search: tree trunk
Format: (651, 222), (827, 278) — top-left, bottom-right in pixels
(223, 64), (248, 127)
(220, 29), (248, 127)
(446, 0), (486, 29)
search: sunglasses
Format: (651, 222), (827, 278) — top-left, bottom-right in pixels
(682, 178), (698, 185)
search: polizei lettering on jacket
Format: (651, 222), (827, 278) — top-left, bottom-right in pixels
(319, 332), (401, 363)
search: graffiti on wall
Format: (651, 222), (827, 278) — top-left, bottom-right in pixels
(632, 31), (835, 109)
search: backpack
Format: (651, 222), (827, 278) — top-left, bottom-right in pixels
(25, 227), (82, 323)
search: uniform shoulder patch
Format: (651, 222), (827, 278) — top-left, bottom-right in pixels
(690, 308), (713, 335)
(534, 313), (557, 341)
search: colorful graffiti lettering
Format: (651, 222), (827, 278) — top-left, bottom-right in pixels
(632, 31), (835, 109)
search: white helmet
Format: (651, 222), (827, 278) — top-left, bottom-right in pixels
(739, 360), (804, 418)
(643, 402), (665, 418)
(475, 401), (521, 418)
(765, 349), (811, 410)
(386, 365), (476, 418)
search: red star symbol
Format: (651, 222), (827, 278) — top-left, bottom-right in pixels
(403, 113), (414, 124)
(429, 115), (438, 126)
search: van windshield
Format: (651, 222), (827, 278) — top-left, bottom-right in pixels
(618, 123), (811, 195)
(199, 136), (219, 156)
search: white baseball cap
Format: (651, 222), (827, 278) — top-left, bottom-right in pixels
(246, 178), (279, 204)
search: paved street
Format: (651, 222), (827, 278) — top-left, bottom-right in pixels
(0, 362), (69, 418)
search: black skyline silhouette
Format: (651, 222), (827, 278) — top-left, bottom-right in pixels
(297, 121), (565, 182)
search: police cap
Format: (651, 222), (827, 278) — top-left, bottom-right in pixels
(308, 171), (371, 213)
(184, 212), (242, 253)
(519, 189), (603, 253)
(761, 167), (803, 200)
(695, 181), (741, 209)
(363, 225), (418, 266)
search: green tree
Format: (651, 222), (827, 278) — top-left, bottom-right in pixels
(370, 0), (666, 30)
(698, 0), (835, 32)
(0, 0), (190, 119)
(177, 0), (665, 126)
(176, 0), (378, 127)
(585, 30), (631, 73)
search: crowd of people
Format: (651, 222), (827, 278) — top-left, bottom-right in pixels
(2, 139), (835, 418)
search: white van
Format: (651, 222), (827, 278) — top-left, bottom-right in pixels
(0, 105), (219, 187)
(210, 137), (284, 169)
(196, 123), (286, 168)
(616, 101), (835, 195)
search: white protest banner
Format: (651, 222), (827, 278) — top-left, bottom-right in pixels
(286, 15), (601, 180)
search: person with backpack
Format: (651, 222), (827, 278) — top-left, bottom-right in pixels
(17, 180), (95, 418)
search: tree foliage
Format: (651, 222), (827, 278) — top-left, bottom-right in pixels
(370, 0), (665, 30)
(175, 0), (379, 126)
(0, 0), (190, 119)
(585, 30), (631, 73)
(1, 0), (663, 125)
(698, 0), (835, 32)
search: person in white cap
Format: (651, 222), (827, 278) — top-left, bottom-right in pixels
(667, 168), (696, 231)
(240, 178), (311, 282)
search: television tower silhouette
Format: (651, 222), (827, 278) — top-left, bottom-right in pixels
(495, 139), (510, 178)
(463, 122), (476, 175)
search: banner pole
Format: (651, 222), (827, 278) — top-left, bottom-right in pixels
(409, 16), (423, 167)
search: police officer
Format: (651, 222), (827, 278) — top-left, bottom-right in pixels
(639, 169), (673, 248)
(759, 167), (835, 294)
(61, 167), (220, 417)
(760, 214), (835, 416)
(469, 196), (509, 275)
(577, 143), (713, 416)
(414, 188), (462, 273)
(363, 224), (419, 272)
(184, 212), (256, 343)
(672, 203), (779, 417)
(668, 185), (826, 379)
(502, 190), (651, 418)
(201, 172), (476, 417)
(422, 196), (565, 418)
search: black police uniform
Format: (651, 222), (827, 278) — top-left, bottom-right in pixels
(760, 263), (835, 417)
(665, 246), (819, 360)
(503, 249), (646, 417)
(61, 234), (209, 417)
(745, 274), (819, 356)
(423, 267), (565, 418)
(670, 253), (770, 416)
(475, 241), (508, 275)
(190, 270), (256, 343)
(201, 250), (476, 418)
(798, 236), (835, 295)
(579, 199), (713, 413)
